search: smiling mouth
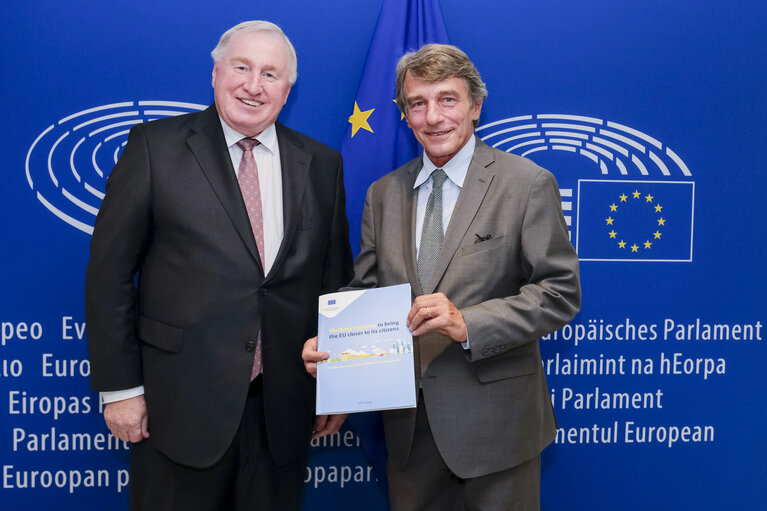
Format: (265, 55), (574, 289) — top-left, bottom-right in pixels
(427, 130), (452, 137)
(240, 99), (262, 107)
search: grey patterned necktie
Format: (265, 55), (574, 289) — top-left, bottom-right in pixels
(417, 169), (448, 292)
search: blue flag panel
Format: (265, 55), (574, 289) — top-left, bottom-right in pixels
(341, 0), (449, 253)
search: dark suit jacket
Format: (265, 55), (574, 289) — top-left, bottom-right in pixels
(85, 105), (353, 468)
(349, 138), (581, 478)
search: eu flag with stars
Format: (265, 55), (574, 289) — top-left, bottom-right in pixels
(342, 0), (449, 254)
(576, 179), (695, 261)
(339, 0), (449, 500)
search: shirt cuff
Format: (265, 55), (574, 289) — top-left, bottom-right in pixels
(100, 386), (145, 404)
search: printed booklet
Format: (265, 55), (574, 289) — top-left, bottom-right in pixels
(316, 284), (417, 414)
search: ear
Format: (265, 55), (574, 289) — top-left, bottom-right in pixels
(471, 98), (483, 121)
(211, 65), (217, 88)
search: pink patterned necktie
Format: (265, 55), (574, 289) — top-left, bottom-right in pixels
(236, 138), (264, 379)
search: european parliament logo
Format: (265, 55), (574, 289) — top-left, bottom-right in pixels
(477, 114), (695, 263)
(25, 101), (206, 234)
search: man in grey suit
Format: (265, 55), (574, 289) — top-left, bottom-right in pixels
(304, 44), (580, 510)
(86, 21), (352, 510)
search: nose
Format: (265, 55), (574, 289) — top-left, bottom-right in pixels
(244, 73), (262, 94)
(425, 102), (442, 125)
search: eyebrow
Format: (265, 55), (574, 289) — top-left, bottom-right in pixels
(406, 88), (460, 102)
(229, 58), (281, 74)
(435, 88), (460, 97)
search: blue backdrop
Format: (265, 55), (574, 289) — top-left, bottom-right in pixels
(1, 0), (765, 509)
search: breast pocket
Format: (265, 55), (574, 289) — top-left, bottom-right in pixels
(460, 234), (506, 256)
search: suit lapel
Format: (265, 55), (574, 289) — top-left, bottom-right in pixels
(401, 159), (423, 295)
(428, 139), (495, 292)
(186, 106), (264, 272)
(266, 123), (312, 283)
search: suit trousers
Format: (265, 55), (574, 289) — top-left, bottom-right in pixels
(387, 392), (541, 511)
(129, 377), (307, 511)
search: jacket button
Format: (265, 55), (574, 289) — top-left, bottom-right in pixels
(259, 288), (268, 296)
(245, 341), (256, 351)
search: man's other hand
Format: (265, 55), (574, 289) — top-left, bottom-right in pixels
(104, 395), (150, 443)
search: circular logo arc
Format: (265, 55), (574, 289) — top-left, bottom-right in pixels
(25, 101), (206, 234)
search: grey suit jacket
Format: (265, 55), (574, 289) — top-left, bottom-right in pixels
(85, 105), (353, 468)
(349, 137), (580, 478)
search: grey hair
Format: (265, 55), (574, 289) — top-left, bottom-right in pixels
(211, 20), (298, 84)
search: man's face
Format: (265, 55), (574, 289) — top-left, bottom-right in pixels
(403, 73), (482, 168)
(212, 30), (293, 137)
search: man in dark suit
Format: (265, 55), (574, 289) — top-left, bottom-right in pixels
(304, 44), (580, 510)
(85, 21), (353, 510)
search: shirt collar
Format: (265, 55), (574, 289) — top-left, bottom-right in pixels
(219, 117), (278, 155)
(413, 135), (476, 189)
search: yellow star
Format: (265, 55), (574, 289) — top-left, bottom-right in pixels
(632, 190), (641, 199)
(618, 240), (626, 249)
(645, 194), (654, 202)
(644, 240), (652, 249)
(619, 194), (628, 202)
(655, 204), (663, 212)
(348, 101), (374, 137)
(393, 99), (405, 120)
(631, 244), (639, 252)
(654, 231), (662, 239)
(609, 230), (617, 238)
(657, 217), (666, 226)
(609, 203), (618, 212)
(606, 217), (614, 225)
